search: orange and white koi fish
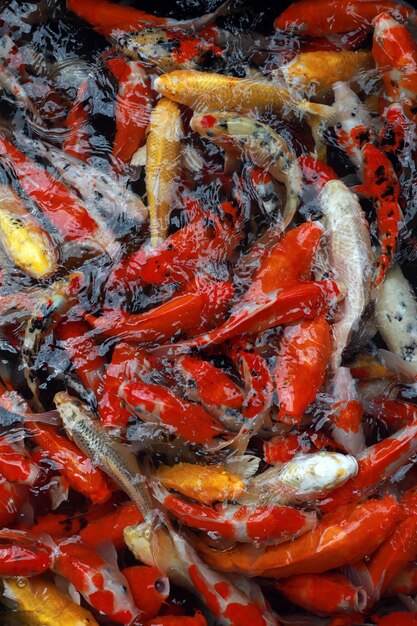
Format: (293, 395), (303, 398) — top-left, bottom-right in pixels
(119, 378), (225, 444)
(375, 264), (417, 374)
(274, 0), (415, 35)
(0, 184), (57, 279)
(326, 367), (365, 456)
(300, 157), (372, 370)
(191, 112), (303, 228)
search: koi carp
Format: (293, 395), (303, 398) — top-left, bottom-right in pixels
(146, 97), (183, 246)
(196, 495), (403, 577)
(300, 156), (372, 369)
(54, 392), (155, 524)
(274, 1), (415, 35)
(191, 112), (303, 228)
(152, 483), (317, 543)
(0, 184), (57, 279)
(1, 576), (99, 626)
(375, 264), (417, 374)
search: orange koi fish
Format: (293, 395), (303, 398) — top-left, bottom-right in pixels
(197, 495), (403, 577)
(275, 316), (332, 425)
(276, 573), (367, 616)
(275, 0), (415, 35)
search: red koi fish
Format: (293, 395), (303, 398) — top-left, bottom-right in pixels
(158, 279), (339, 354)
(0, 436), (39, 485)
(25, 421), (112, 504)
(122, 565), (170, 620)
(87, 277), (234, 341)
(106, 200), (242, 297)
(67, 0), (232, 37)
(52, 538), (140, 624)
(107, 56), (152, 169)
(275, 316), (332, 425)
(56, 318), (106, 400)
(276, 572), (367, 616)
(0, 529), (53, 577)
(119, 379), (225, 444)
(176, 353), (244, 417)
(319, 404), (417, 510)
(153, 484), (317, 543)
(275, 0), (414, 35)
(79, 501), (144, 549)
(0, 136), (118, 255)
(62, 79), (91, 162)
(98, 343), (151, 428)
(0, 477), (24, 526)
(197, 495), (403, 578)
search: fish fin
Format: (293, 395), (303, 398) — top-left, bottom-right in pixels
(353, 183), (370, 198)
(225, 453), (260, 478)
(182, 144), (204, 173)
(150, 481), (170, 504)
(131, 144), (147, 167)
(112, 441), (141, 476)
(297, 100), (335, 120)
(377, 349), (417, 383)
(25, 410), (62, 425)
(96, 540), (119, 567)
(223, 148), (241, 175)
(49, 475), (69, 510)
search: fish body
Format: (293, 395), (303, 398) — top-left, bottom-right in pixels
(191, 112), (303, 228)
(375, 265), (417, 373)
(0, 184), (57, 279)
(146, 97), (183, 246)
(373, 12), (417, 123)
(274, 0), (414, 35)
(2, 576), (99, 626)
(318, 178), (372, 370)
(245, 452), (358, 506)
(280, 50), (374, 94)
(54, 392), (155, 523)
(154, 70), (296, 115)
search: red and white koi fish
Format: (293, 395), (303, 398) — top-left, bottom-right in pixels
(152, 483), (317, 543)
(300, 156), (372, 369)
(326, 367), (366, 456)
(119, 379), (225, 445)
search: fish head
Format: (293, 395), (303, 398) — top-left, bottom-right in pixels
(278, 451), (358, 495)
(191, 111), (256, 148)
(53, 391), (86, 433)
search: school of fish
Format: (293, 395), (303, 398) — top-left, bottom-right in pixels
(1, 0), (417, 624)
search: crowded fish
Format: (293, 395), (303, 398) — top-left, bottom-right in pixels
(0, 0), (417, 624)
